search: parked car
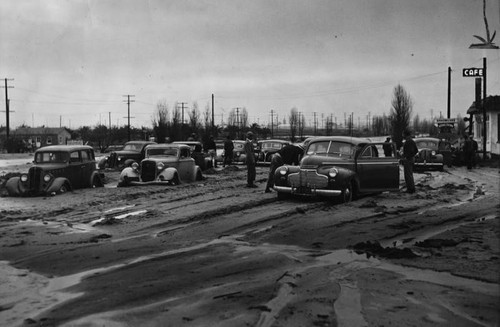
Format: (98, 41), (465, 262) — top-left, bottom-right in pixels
(107, 140), (156, 169)
(173, 141), (213, 170)
(118, 143), (203, 187)
(5, 145), (103, 196)
(273, 136), (399, 202)
(257, 139), (291, 164)
(232, 140), (247, 163)
(413, 137), (446, 171)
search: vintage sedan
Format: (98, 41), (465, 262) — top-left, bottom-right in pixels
(257, 139), (291, 164)
(118, 143), (203, 187)
(5, 145), (103, 196)
(107, 140), (156, 169)
(273, 136), (400, 202)
(414, 137), (445, 171)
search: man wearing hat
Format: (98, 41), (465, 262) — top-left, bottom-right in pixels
(265, 143), (304, 193)
(244, 131), (258, 188)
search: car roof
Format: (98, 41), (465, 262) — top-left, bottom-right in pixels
(146, 143), (188, 149)
(308, 136), (372, 145)
(261, 139), (289, 143)
(36, 145), (94, 152)
(414, 137), (440, 142)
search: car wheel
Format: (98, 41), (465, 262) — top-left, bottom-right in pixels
(277, 192), (290, 200)
(92, 176), (103, 188)
(171, 173), (180, 185)
(59, 183), (69, 194)
(195, 171), (203, 181)
(337, 181), (353, 203)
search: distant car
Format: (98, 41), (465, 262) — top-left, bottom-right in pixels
(273, 136), (399, 202)
(173, 141), (213, 170)
(108, 141), (156, 169)
(232, 140), (247, 163)
(118, 143), (203, 187)
(5, 145), (103, 196)
(101, 145), (123, 153)
(414, 137), (445, 171)
(257, 139), (291, 164)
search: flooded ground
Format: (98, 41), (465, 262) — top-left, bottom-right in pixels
(0, 153), (499, 326)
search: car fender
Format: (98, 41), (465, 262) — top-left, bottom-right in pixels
(158, 167), (177, 182)
(89, 171), (103, 187)
(325, 166), (358, 191)
(5, 176), (22, 196)
(119, 166), (140, 184)
(46, 177), (71, 194)
(192, 166), (203, 181)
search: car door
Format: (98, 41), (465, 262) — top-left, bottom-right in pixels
(68, 150), (84, 188)
(178, 147), (194, 181)
(80, 149), (95, 187)
(356, 143), (399, 192)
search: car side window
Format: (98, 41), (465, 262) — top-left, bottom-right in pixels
(180, 148), (190, 158)
(70, 151), (80, 163)
(81, 150), (90, 162)
(360, 146), (372, 158)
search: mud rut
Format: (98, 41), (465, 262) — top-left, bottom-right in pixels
(1, 165), (498, 326)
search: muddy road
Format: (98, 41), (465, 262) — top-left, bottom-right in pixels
(0, 156), (499, 327)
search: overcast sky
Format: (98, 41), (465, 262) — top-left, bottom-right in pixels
(1, 0), (499, 130)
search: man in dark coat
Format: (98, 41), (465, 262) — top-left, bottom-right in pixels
(402, 130), (418, 193)
(223, 135), (234, 167)
(265, 144), (304, 193)
(244, 132), (257, 188)
(463, 134), (475, 170)
(383, 137), (393, 157)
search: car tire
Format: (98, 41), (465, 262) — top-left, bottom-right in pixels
(92, 176), (103, 188)
(196, 171), (203, 181)
(59, 183), (69, 194)
(337, 181), (353, 204)
(171, 173), (180, 185)
(277, 192), (290, 200)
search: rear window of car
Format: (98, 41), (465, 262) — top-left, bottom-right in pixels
(416, 141), (438, 149)
(35, 151), (69, 163)
(123, 143), (143, 151)
(263, 142), (285, 149)
(147, 148), (178, 157)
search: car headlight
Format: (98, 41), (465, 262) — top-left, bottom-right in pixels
(279, 167), (288, 175)
(43, 174), (51, 182)
(328, 168), (338, 178)
(20, 174), (28, 182)
(431, 150), (436, 156)
(117, 156), (123, 162)
(131, 162), (139, 170)
(157, 162), (164, 170)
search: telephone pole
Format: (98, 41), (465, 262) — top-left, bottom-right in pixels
(270, 109), (275, 138)
(1, 78), (14, 140)
(123, 95), (135, 141)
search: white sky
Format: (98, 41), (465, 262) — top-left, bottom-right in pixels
(1, 0), (499, 129)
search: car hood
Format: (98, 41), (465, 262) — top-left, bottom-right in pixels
(300, 155), (352, 168)
(30, 163), (70, 171)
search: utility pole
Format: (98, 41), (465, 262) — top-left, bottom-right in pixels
(447, 67), (452, 118)
(233, 107), (241, 139)
(212, 94), (215, 135)
(1, 78), (14, 140)
(313, 112), (317, 135)
(482, 57), (487, 159)
(123, 95), (135, 141)
(270, 109), (274, 138)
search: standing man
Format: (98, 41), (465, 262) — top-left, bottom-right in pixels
(223, 135), (234, 167)
(244, 132), (258, 188)
(402, 130), (418, 194)
(383, 137), (393, 157)
(471, 135), (478, 168)
(265, 144), (304, 193)
(463, 134), (474, 170)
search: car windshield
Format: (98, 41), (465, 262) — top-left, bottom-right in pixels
(123, 143), (143, 151)
(416, 140), (438, 149)
(146, 148), (178, 157)
(307, 141), (355, 157)
(262, 142), (284, 149)
(35, 151), (69, 163)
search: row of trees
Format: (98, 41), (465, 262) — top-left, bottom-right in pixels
(1, 84), (468, 152)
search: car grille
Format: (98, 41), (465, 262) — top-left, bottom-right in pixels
(419, 149), (434, 161)
(141, 160), (157, 182)
(288, 169), (328, 188)
(28, 167), (43, 190)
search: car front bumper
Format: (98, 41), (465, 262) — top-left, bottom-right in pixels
(274, 185), (342, 197)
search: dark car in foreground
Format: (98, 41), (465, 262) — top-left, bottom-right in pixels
(5, 145), (103, 196)
(118, 143), (203, 187)
(414, 137), (446, 171)
(107, 140), (156, 168)
(273, 136), (399, 202)
(257, 139), (291, 164)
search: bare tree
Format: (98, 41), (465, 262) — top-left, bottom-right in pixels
(389, 84), (413, 148)
(152, 99), (169, 143)
(189, 101), (201, 132)
(289, 107), (299, 142)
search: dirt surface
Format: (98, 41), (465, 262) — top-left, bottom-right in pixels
(0, 153), (499, 327)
